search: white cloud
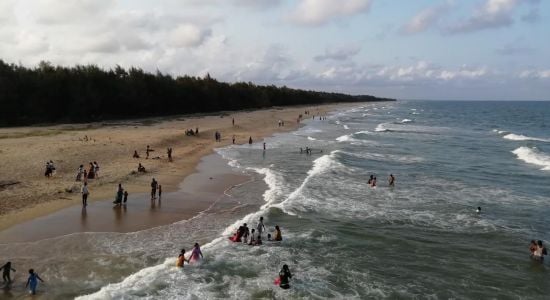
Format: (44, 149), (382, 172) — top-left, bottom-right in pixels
(169, 24), (212, 48)
(519, 69), (550, 79)
(400, 3), (451, 35)
(314, 45), (361, 61)
(288, 0), (372, 26)
(445, 0), (539, 34)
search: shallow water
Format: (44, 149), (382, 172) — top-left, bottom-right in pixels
(3, 101), (550, 299)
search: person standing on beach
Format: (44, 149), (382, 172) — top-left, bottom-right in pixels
(1, 262), (16, 284)
(263, 143), (266, 151)
(114, 183), (123, 205)
(257, 216), (266, 238)
(146, 145), (151, 159)
(123, 190), (129, 204)
(151, 178), (158, 199)
(167, 148), (173, 162)
(81, 182), (89, 207)
(232, 135), (236, 144)
(249, 137), (253, 145)
(25, 269), (44, 295)
(158, 185), (162, 199)
(232, 118), (235, 126)
(93, 161), (100, 178)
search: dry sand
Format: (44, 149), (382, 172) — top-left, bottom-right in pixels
(0, 103), (351, 231)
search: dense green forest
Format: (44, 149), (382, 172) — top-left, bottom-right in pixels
(0, 60), (393, 126)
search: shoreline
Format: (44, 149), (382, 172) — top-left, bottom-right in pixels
(0, 102), (358, 233)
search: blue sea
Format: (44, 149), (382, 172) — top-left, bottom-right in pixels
(3, 101), (550, 299)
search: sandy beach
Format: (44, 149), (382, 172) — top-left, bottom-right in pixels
(0, 103), (348, 233)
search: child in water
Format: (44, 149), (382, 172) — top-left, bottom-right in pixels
(176, 249), (189, 268)
(26, 269), (44, 295)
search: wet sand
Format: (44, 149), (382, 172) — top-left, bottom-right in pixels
(0, 154), (249, 243)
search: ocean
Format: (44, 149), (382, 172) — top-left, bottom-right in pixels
(3, 101), (550, 299)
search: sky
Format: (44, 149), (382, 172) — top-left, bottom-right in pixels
(0, 0), (548, 100)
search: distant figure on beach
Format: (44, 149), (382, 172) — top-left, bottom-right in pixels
(274, 225), (282, 241)
(146, 145), (152, 159)
(25, 269), (44, 295)
(76, 164), (84, 181)
(151, 178), (158, 199)
(232, 118), (235, 126)
(532, 240), (547, 261)
(249, 136), (253, 145)
(137, 163), (146, 173)
(158, 185), (162, 198)
(114, 184), (123, 205)
(277, 265), (292, 289)
(388, 174), (395, 187)
(215, 131), (221, 142)
(93, 161), (100, 178)
(476, 207), (481, 214)
(167, 148), (173, 162)
(263, 142), (266, 151)
(87, 162), (96, 179)
(1, 262), (16, 284)
(81, 182), (89, 207)
(189, 243), (203, 263)
(176, 249), (189, 268)
(232, 135), (236, 144)
(257, 216), (266, 238)
(123, 190), (129, 204)
(133, 150), (140, 158)
(195, 127), (199, 135)
(44, 160), (55, 177)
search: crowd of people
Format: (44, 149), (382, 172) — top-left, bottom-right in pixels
(75, 161), (100, 181)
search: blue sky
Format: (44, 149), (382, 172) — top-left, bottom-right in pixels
(0, 0), (548, 100)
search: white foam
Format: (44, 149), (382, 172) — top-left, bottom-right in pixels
(512, 146), (550, 170)
(401, 119), (412, 123)
(336, 134), (354, 142)
(375, 124), (389, 132)
(343, 125), (349, 129)
(307, 136), (317, 141)
(503, 133), (550, 142)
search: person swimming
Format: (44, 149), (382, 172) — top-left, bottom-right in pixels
(476, 207), (481, 214)
(274, 225), (282, 241)
(189, 243), (203, 263)
(388, 174), (395, 187)
(278, 265), (292, 289)
(267, 233), (272, 241)
(367, 175), (373, 185)
(176, 249), (189, 268)
(533, 240), (547, 261)
(529, 240), (537, 257)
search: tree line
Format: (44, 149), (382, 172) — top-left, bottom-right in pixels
(0, 60), (394, 126)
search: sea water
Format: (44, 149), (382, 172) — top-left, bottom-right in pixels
(3, 101), (550, 299)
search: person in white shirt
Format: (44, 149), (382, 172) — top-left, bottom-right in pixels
(81, 182), (89, 206)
